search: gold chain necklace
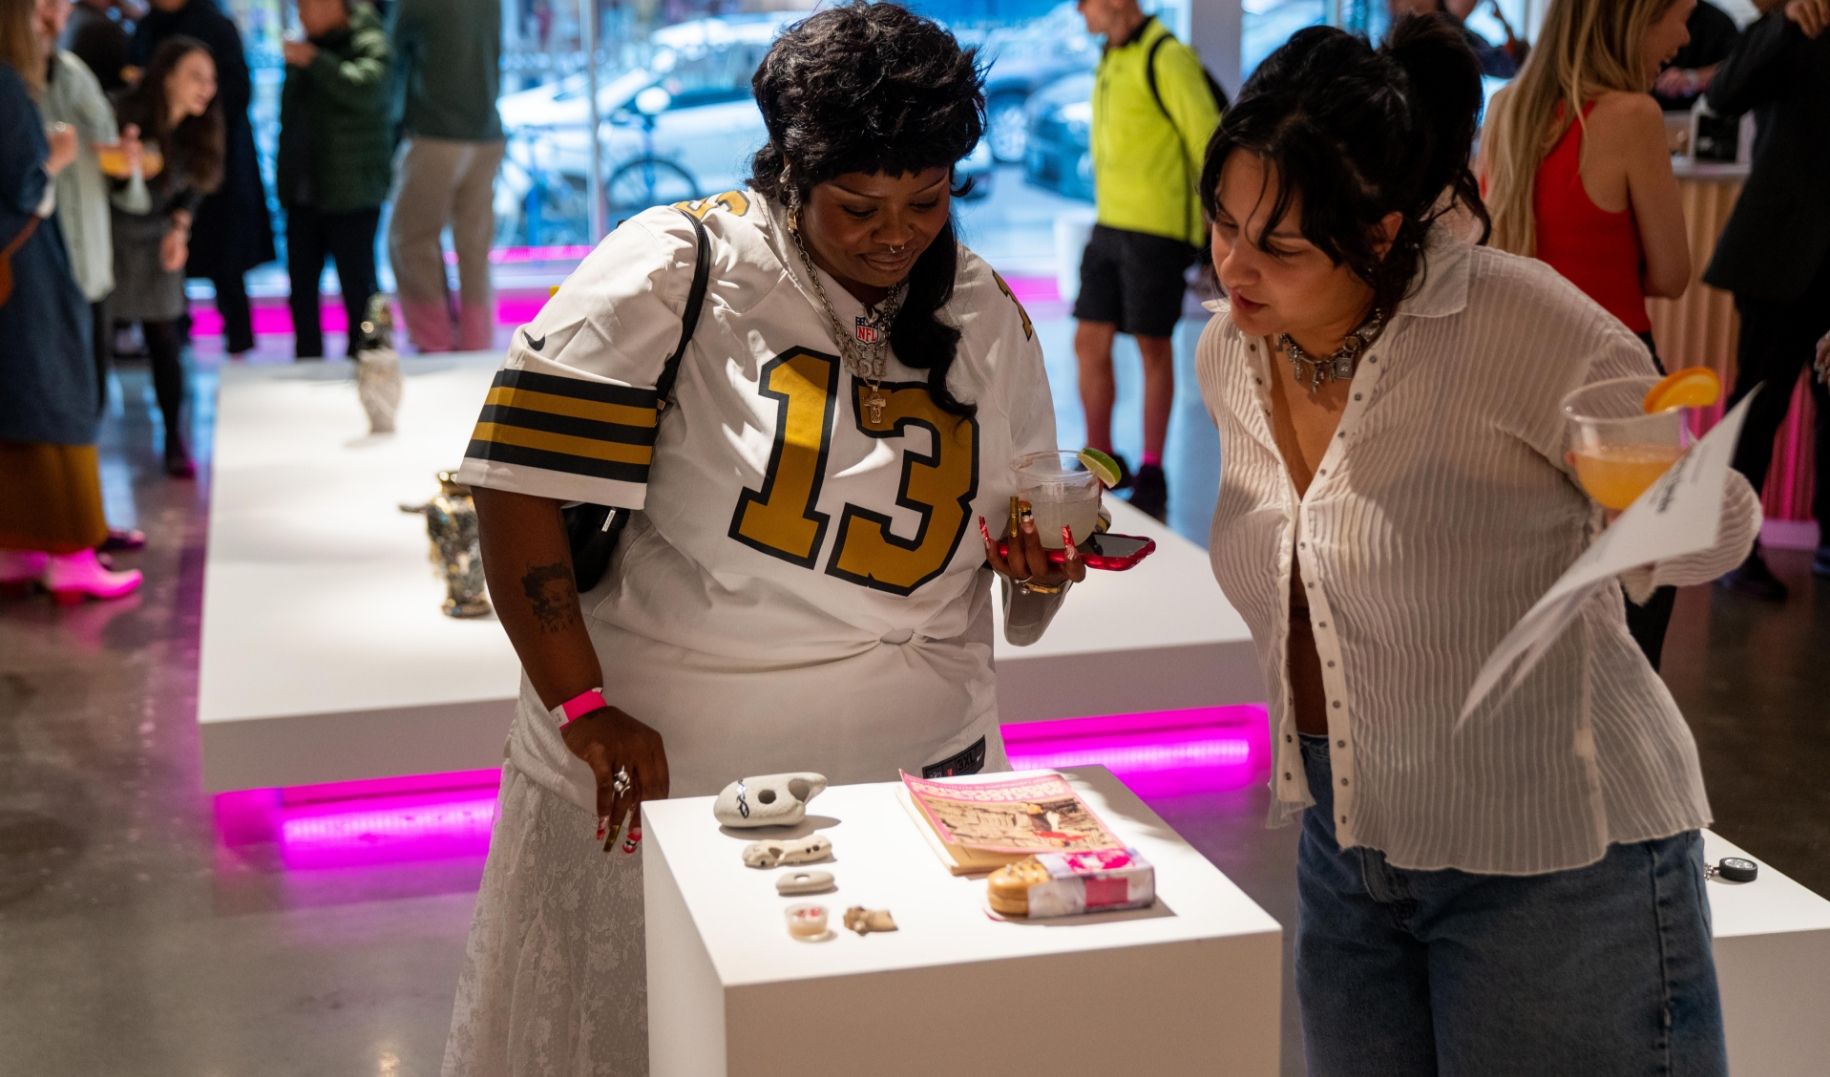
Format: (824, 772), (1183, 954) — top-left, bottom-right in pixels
(790, 225), (907, 427)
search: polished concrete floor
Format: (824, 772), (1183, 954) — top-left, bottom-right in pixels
(2, 311), (1825, 1076)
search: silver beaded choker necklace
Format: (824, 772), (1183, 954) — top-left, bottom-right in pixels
(1278, 308), (1385, 392)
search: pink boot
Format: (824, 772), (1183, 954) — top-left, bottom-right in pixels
(0, 550), (49, 598)
(43, 549), (142, 605)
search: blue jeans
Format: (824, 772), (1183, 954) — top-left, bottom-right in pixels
(1295, 736), (1726, 1076)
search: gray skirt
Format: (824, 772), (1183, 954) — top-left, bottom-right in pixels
(110, 209), (187, 323)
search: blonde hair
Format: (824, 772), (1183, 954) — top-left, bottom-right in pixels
(0, 0), (43, 96)
(1483, 0), (1677, 255)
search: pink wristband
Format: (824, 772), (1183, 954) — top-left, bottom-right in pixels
(559, 688), (608, 725)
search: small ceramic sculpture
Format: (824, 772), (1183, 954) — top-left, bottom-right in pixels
(843, 907), (898, 936)
(713, 772), (827, 828)
(401, 471), (490, 617)
(775, 871), (836, 896)
(352, 295), (402, 434)
(742, 835), (833, 869)
(785, 903), (829, 941)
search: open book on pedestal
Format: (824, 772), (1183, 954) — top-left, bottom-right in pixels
(898, 770), (1126, 876)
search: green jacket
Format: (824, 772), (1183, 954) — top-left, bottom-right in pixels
(1090, 17), (1221, 246)
(390, 0), (503, 142)
(277, 3), (393, 213)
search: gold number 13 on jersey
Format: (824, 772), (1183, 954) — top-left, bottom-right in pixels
(729, 349), (979, 595)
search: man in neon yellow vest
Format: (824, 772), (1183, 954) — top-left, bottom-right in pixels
(1073, 0), (1220, 520)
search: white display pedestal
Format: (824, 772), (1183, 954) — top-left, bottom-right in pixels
(643, 766), (1283, 1077)
(1704, 830), (1830, 1076)
(200, 357), (1258, 791)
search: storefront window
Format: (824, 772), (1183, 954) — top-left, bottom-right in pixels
(241, 1), (1512, 303)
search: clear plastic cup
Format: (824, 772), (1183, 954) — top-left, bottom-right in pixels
(1012, 450), (1102, 549)
(1562, 376), (1690, 511)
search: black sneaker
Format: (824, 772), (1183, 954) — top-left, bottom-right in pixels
(1717, 551), (1788, 601)
(1813, 545), (1830, 579)
(1127, 464), (1167, 521)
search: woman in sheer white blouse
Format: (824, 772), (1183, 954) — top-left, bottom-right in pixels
(1193, 16), (1756, 1076)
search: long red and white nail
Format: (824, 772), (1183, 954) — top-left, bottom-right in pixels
(1062, 527), (1078, 560)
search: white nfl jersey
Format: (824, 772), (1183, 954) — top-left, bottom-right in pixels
(455, 190), (1058, 808)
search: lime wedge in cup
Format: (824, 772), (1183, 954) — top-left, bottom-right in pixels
(1077, 448), (1124, 489)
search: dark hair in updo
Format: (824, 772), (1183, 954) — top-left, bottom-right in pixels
(1198, 15), (1490, 319)
(750, 1), (985, 418)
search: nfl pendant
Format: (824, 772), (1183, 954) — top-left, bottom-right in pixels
(864, 390), (887, 425)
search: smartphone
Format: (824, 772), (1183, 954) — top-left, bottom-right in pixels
(995, 531), (1156, 572)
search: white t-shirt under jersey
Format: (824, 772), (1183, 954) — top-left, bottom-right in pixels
(1197, 227), (1761, 876)
(456, 190), (1056, 810)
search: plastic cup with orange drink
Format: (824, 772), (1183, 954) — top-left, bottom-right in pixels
(1562, 368), (1721, 511)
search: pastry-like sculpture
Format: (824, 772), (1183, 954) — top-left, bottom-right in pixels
(987, 857), (1052, 918)
(775, 870), (836, 896)
(785, 903), (829, 940)
(987, 848), (1155, 919)
(742, 835), (833, 869)
(843, 907), (898, 935)
(713, 772), (827, 828)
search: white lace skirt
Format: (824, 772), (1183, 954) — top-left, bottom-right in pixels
(442, 763), (649, 1077)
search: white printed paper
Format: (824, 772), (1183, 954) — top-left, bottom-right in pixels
(1456, 392), (1757, 725)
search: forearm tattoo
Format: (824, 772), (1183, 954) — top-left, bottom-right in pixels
(521, 562), (580, 634)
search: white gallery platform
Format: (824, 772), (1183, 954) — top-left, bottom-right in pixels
(1703, 831), (1830, 1077)
(199, 356), (1260, 792)
(644, 766), (1283, 1077)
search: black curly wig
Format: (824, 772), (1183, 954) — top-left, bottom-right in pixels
(750, 1), (986, 418)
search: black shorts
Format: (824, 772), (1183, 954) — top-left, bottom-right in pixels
(1072, 225), (1197, 338)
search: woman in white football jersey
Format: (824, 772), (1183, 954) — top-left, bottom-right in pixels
(442, 5), (1082, 1073)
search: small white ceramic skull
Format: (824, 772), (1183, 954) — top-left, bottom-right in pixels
(741, 835), (833, 869)
(713, 772), (827, 828)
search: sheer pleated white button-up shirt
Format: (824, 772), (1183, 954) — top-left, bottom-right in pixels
(1196, 230), (1761, 875)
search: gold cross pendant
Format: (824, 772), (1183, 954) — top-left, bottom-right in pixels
(864, 389), (887, 426)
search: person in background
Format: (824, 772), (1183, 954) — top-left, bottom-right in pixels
(1199, 17), (1755, 1072)
(1480, 0), (1697, 669)
(1071, 0), (1222, 521)
(387, 0), (503, 354)
(110, 34), (221, 477)
(37, 0), (153, 551)
(1653, 0), (1740, 111)
(1392, 0), (1530, 77)
(1706, 0), (1830, 595)
(37, 0), (142, 406)
(277, 0), (391, 361)
(61, 0), (132, 92)
(0, 0), (141, 603)
(131, 0), (272, 357)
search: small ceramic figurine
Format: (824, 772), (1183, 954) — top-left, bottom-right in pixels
(352, 294), (402, 434)
(401, 471), (490, 617)
(785, 903), (830, 941)
(742, 835), (833, 869)
(843, 907), (898, 936)
(713, 772), (827, 828)
(775, 871), (836, 896)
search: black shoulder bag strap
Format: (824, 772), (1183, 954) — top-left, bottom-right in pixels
(566, 207), (711, 590)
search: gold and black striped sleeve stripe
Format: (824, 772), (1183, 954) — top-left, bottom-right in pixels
(465, 369), (660, 483)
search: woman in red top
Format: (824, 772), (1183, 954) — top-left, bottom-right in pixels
(1479, 0), (1698, 668)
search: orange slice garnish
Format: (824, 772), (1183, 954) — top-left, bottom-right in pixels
(1643, 367), (1721, 413)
